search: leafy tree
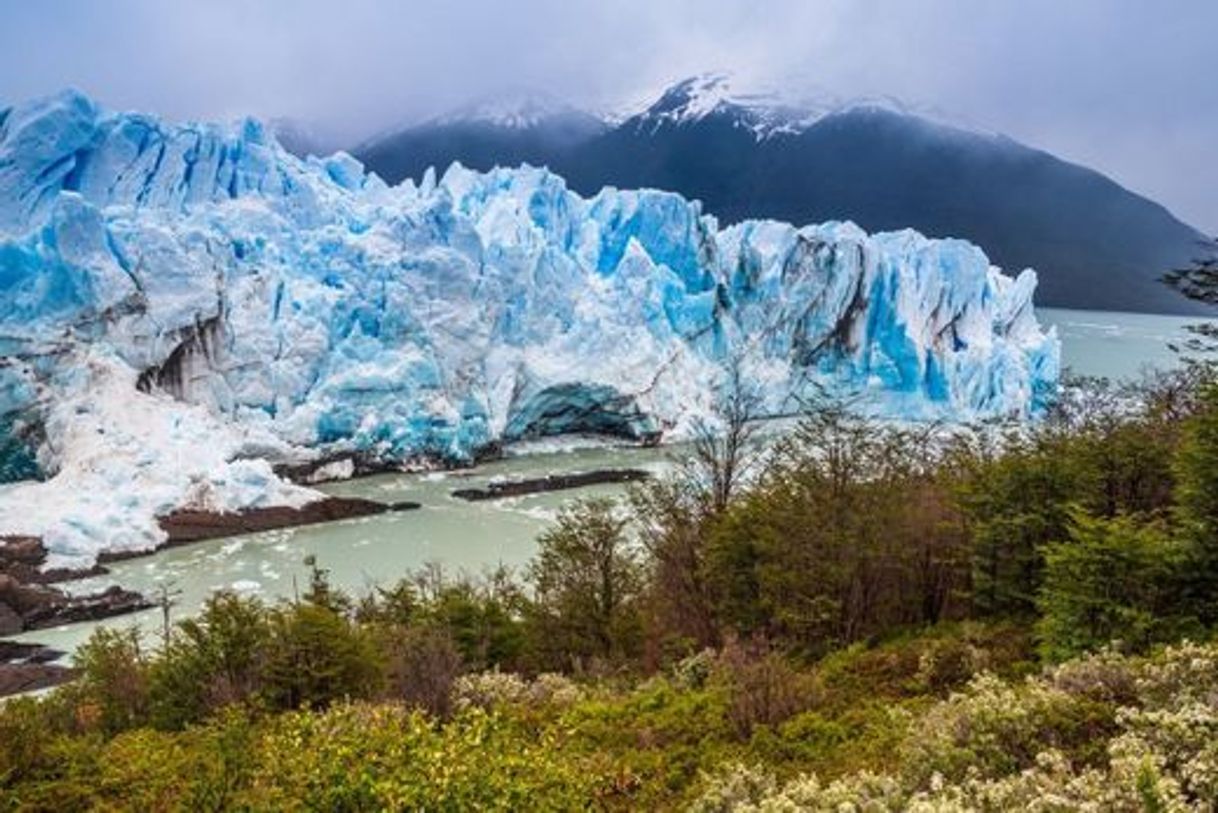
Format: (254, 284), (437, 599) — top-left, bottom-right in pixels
(302, 554), (350, 614)
(707, 404), (968, 653)
(260, 602), (382, 711)
(377, 624), (463, 718)
(529, 498), (643, 666)
(148, 591), (270, 729)
(411, 566), (529, 672)
(1173, 382), (1218, 622)
(357, 565), (529, 676)
(629, 356), (764, 655)
(1050, 375), (1179, 519)
(73, 627), (150, 734)
(954, 428), (1083, 617)
(1036, 513), (1190, 661)
(1163, 240), (1218, 357)
(630, 476), (721, 653)
(687, 355), (764, 513)
(356, 578), (419, 626)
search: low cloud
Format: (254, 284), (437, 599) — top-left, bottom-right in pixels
(1, 0), (1214, 229)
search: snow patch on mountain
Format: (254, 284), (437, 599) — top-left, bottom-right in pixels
(430, 90), (597, 130)
(625, 73), (983, 141)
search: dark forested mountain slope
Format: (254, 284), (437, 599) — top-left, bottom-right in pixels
(356, 77), (1210, 314)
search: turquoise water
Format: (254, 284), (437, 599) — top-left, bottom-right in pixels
(9, 307), (1211, 657)
(12, 444), (671, 655)
(1040, 307), (1199, 380)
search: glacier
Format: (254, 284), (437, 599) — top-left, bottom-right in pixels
(0, 90), (1059, 567)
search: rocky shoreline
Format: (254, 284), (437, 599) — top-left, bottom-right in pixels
(1, 536), (153, 697)
(96, 495), (422, 561)
(1, 461), (648, 697)
(0, 536), (153, 635)
(1, 496), (421, 698)
(0, 641), (74, 698)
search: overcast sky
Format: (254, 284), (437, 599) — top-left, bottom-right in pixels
(1, 0), (1214, 231)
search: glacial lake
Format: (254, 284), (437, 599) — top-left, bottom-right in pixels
(10, 306), (1207, 656)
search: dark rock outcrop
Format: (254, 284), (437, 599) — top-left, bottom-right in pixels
(0, 600), (21, 636)
(0, 535), (108, 584)
(16, 584), (154, 631)
(0, 661), (75, 697)
(452, 468), (651, 501)
(0, 641), (66, 664)
(0, 535), (154, 697)
(152, 496), (422, 546)
(2, 536), (152, 632)
(273, 454), (404, 485)
(0, 572), (152, 633)
(2, 536), (150, 636)
(0, 641), (73, 697)
(87, 496), (420, 565)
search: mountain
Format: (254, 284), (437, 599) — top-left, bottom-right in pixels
(357, 75), (1211, 315)
(354, 91), (606, 187)
(0, 90), (1055, 564)
(269, 117), (346, 159)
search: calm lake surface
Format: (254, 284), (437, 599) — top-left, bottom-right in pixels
(12, 307), (1206, 655)
(1040, 307), (1196, 380)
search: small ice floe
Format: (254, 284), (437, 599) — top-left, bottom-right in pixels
(512, 505), (561, 522)
(218, 540), (246, 557)
(304, 458), (356, 483)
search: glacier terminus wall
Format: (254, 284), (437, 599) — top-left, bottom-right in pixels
(0, 91), (1059, 566)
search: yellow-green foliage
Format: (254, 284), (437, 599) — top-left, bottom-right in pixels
(243, 704), (614, 811)
(6, 627), (1218, 810)
(689, 641), (1218, 812)
(0, 623), (1029, 811)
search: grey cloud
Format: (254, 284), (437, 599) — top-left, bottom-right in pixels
(1, 0), (1214, 230)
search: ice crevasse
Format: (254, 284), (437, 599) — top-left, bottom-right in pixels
(0, 90), (1059, 567)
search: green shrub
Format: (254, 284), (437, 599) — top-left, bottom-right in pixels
(1036, 513), (1193, 662)
(712, 637), (821, 739)
(73, 626), (150, 735)
(241, 703), (614, 811)
(901, 671), (1117, 784)
(0, 696), (63, 786)
(452, 669), (584, 711)
(377, 623), (462, 717)
(148, 590), (270, 728)
(691, 644), (1218, 811)
(260, 602), (383, 711)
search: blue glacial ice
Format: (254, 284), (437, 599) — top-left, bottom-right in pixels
(0, 90), (1059, 565)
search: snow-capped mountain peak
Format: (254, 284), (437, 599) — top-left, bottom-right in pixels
(430, 89), (595, 130)
(629, 73), (773, 135)
(626, 73), (822, 139)
(647, 73), (736, 121)
(626, 73), (965, 140)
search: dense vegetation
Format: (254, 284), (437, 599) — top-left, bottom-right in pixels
(5, 365), (1218, 810)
